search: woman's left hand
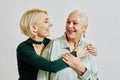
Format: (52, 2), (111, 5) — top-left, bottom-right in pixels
(62, 53), (83, 69)
(87, 44), (97, 56)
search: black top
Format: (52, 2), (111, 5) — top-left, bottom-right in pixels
(16, 38), (76, 80)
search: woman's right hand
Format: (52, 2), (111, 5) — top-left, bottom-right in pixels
(74, 45), (89, 58)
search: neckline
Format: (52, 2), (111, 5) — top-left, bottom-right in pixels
(28, 38), (44, 45)
(26, 38), (50, 46)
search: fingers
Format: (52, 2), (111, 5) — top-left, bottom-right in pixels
(76, 44), (97, 57)
(75, 45), (84, 51)
(89, 50), (97, 56)
(87, 44), (96, 49)
(62, 53), (81, 69)
(62, 58), (69, 64)
(62, 53), (73, 60)
(84, 50), (89, 55)
(87, 44), (97, 56)
(75, 45), (89, 58)
(77, 45), (87, 50)
(62, 53), (74, 66)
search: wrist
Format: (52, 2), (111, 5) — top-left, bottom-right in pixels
(80, 67), (87, 75)
(76, 66), (87, 76)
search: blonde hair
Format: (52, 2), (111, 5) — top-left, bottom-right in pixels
(68, 10), (88, 25)
(19, 8), (47, 37)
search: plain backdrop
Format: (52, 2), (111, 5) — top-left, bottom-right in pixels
(0, 0), (120, 80)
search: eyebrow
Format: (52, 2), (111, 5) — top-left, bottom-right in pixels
(67, 19), (80, 22)
(45, 18), (49, 21)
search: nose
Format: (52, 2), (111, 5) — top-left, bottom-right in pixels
(49, 21), (53, 27)
(68, 22), (73, 28)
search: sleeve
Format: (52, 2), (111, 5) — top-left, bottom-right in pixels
(78, 55), (99, 80)
(17, 42), (76, 73)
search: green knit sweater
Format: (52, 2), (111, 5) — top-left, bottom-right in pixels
(16, 38), (76, 80)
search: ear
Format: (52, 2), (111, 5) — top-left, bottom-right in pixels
(31, 25), (38, 34)
(82, 24), (88, 31)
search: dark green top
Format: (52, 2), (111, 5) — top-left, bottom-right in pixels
(16, 38), (76, 80)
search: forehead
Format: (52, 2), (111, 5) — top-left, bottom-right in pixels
(68, 13), (81, 21)
(37, 12), (48, 20)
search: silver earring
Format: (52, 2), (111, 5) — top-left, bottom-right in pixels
(83, 31), (85, 38)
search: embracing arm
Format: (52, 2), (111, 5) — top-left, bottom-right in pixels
(17, 43), (76, 73)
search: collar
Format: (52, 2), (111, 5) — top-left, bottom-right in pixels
(60, 34), (69, 49)
(26, 38), (50, 46)
(60, 33), (83, 51)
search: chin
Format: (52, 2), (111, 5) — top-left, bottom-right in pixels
(67, 35), (75, 39)
(45, 34), (50, 37)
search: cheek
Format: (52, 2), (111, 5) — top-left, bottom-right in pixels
(39, 25), (46, 31)
(65, 25), (67, 28)
(76, 27), (83, 34)
(75, 26), (80, 31)
(38, 28), (43, 33)
(36, 27), (45, 35)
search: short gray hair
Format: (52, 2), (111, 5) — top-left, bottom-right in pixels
(68, 10), (88, 25)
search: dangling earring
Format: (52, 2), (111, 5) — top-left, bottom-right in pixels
(83, 31), (85, 38)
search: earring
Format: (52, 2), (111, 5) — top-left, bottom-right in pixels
(83, 31), (85, 38)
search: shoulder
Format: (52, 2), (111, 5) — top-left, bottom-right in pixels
(52, 35), (65, 43)
(80, 39), (89, 45)
(44, 34), (65, 48)
(44, 37), (61, 49)
(16, 39), (32, 52)
(17, 41), (26, 50)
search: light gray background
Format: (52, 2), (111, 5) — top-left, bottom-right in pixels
(0, 0), (120, 80)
